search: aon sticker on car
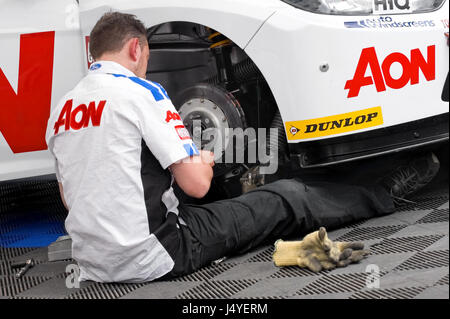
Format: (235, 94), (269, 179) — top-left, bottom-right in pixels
(345, 45), (435, 98)
(285, 107), (383, 141)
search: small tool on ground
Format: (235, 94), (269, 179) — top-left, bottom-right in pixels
(13, 259), (35, 278)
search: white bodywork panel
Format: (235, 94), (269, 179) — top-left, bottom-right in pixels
(245, 3), (449, 142)
(0, 0), (448, 181)
(0, 0), (85, 181)
(78, 0), (286, 49)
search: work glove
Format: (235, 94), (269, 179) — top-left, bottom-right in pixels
(272, 227), (370, 272)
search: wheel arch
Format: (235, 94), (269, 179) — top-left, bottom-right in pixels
(79, 1), (289, 126)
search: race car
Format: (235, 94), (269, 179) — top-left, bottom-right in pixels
(0, 0), (448, 194)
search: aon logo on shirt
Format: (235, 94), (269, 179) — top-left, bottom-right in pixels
(54, 99), (106, 135)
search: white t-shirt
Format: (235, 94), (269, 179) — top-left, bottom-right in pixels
(46, 61), (199, 283)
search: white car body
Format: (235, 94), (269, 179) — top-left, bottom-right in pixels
(0, 0), (448, 181)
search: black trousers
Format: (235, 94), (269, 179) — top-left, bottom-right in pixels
(160, 178), (395, 280)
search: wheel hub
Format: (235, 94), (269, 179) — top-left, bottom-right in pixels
(179, 98), (230, 153)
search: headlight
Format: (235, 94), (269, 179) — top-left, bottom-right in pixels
(282, 0), (446, 15)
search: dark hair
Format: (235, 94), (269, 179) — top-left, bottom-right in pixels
(89, 11), (147, 60)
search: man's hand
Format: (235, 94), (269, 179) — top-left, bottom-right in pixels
(199, 150), (215, 167)
(273, 227), (369, 272)
(170, 150), (215, 199)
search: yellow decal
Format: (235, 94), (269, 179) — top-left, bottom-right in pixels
(285, 106), (384, 140)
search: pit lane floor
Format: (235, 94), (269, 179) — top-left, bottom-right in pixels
(0, 173), (448, 299)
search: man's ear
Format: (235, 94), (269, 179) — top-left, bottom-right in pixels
(128, 37), (141, 62)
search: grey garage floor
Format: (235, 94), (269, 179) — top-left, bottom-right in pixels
(0, 174), (448, 299)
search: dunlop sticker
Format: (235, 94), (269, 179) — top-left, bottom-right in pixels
(285, 106), (383, 140)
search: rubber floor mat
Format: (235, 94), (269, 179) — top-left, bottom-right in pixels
(0, 178), (448, 299)
(0, 180), (67, 248)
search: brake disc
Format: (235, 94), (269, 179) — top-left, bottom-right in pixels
(179, 98), (230, 153)
(175, 83), (246, 177)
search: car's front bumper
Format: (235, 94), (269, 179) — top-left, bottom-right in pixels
(289, 112), (448, 168)
(245, 2), (449, 165)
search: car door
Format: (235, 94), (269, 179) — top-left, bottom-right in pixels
(0, 0), (86, 181)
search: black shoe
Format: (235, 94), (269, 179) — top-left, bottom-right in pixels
(381, 152), (440, 206)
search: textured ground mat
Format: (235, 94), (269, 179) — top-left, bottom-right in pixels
(0, 178), (448, 299)
(0, 180), (67, 248)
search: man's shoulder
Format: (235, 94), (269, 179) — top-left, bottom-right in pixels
(52, 74), (173, 122)
(64, 74), (144, 105)
(90, 73), (171, 104)
(81, 72), (141, 93)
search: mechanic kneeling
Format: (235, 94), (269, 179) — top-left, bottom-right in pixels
(45, 12), (440, 283)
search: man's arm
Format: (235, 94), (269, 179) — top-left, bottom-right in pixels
(54, 160), (68, 211)
(58, 182), (69, 210)
(170, 150), (215, 199)
(132, 91), (215, 198)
